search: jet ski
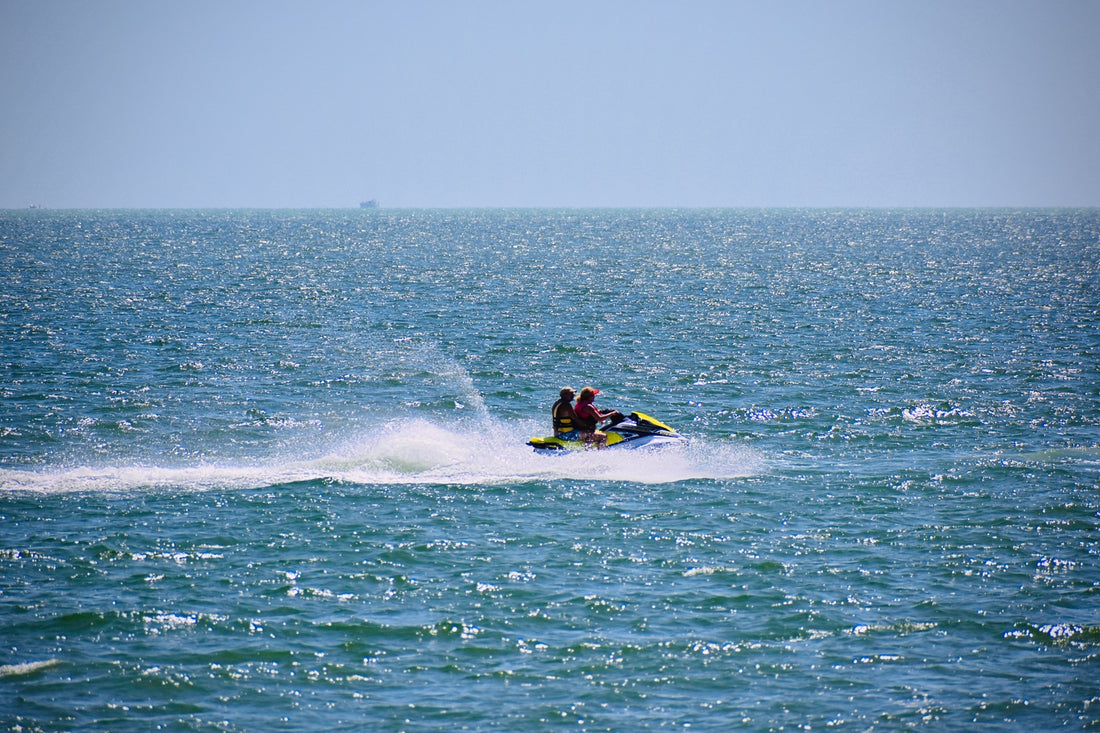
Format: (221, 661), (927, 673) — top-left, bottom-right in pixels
(527, 411), (687, 452)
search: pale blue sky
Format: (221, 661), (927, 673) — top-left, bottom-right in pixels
(2, 0), (1098, 208)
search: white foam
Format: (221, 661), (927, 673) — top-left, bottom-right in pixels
(0, 659), (62, 677)
(0, 418), (763, 493)
(0, 462), (319, 494)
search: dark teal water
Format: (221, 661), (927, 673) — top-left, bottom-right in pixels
(2, 209), (1098, 730)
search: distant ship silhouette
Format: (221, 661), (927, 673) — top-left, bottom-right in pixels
(359, 200), (379, 209)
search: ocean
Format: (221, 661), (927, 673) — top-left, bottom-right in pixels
(1, 208), (1098, 730)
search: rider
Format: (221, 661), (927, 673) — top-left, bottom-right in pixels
(573, 386), (623, 448)
(551, 387), (580, 440)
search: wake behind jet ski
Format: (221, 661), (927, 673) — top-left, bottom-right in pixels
(527, 411), (687, 452)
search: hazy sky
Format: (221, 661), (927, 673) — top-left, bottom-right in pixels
(2, 0), (1098, 208)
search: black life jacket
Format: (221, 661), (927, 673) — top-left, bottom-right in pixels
(552, 398), (576, 434)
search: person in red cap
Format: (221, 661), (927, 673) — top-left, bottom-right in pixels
(573, 386), (623, 448)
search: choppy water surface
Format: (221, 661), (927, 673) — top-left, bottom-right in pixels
(2, 209), (1098, 730)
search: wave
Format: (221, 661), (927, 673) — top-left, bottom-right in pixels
(0, 659), (62, 677)
(0, 417), (763, 494)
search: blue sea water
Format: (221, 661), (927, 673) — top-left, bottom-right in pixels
(1, 208), (1098, 730)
